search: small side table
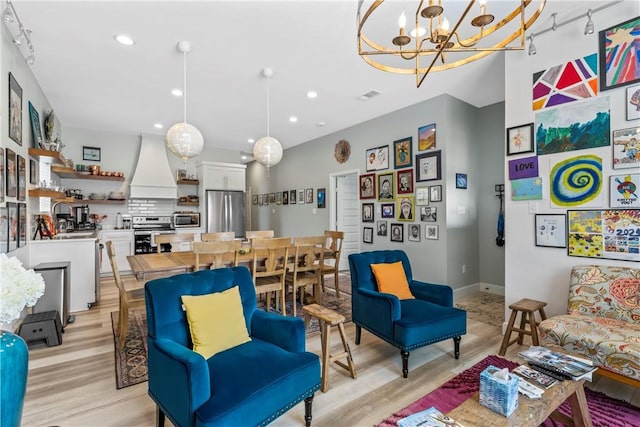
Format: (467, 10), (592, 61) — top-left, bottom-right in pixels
(302, 303), (357, 392)
(499, 298), (547, 356)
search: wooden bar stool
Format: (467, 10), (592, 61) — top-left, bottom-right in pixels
(302, 303), (357, 392)
(499, 298), (547, 356)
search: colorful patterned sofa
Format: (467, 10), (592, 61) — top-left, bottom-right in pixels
(539, 265), (640, 384)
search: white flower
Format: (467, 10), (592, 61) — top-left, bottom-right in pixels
(0, 254), (45, 324)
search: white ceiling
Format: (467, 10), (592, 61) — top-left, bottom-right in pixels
(12, 1), (564, 161)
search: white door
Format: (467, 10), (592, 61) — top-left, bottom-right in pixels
(331, 171), (359, 271)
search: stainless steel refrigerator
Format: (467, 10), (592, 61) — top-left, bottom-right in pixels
(206, 190), (246, 238)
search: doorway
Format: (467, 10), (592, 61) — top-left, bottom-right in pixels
(329, 170), (359, 271)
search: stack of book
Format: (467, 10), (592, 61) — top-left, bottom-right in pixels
(518, 346), (597, 381)
(512, 365), (558, 398)
(398, 407), (464, 427)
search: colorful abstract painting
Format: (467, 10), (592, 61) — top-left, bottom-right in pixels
(533, 54), (598, 111)
(599, 16), (640, 91)
(550, 154), (603, 208)
(568, 209), (640, 261)
(535, 97), (610, 155)
(511, 177), (542, 201)
(612, 127), (640, 169)
(610, 174), (639, 208)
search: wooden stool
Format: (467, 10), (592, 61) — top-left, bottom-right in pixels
(499, 298), (547, 356)
(302, 303), (357, 392)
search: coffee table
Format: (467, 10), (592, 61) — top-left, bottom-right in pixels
(446, 377), (592, 427)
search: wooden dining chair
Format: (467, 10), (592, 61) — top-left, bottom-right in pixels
(200, 231), (236, 242)
(192, 240), (241, 270)
(106, 240), (146, 350)
(286, 236), (325, 317)
(246, 230), (275, 241)
(320, 230), (344, 297)
(251, 237), (291, 316)
(155, 233), (195, 253)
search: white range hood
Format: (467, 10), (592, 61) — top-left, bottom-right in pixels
(129, 134), (177, 199)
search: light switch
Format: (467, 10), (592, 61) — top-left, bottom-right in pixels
(312, 208), (317, 214)
(457, 206), (466, 215)
(528, 202), (537, 214)
(272, 208), (276, 214)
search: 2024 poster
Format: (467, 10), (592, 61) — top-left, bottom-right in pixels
(567, 209), (639, 261)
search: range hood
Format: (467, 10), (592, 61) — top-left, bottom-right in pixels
(129, 134), (177, 199)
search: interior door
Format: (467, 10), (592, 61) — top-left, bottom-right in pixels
(335, 173), (359, 271)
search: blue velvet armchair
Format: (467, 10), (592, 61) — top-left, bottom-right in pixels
(349, 250), (466, 378)
(145, 266), (321, 427)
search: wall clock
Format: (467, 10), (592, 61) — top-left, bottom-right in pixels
(334, 139), (350, 163)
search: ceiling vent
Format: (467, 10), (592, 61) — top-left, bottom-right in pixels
(356, 90), (382, 101)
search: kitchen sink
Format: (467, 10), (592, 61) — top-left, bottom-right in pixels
(52, 231), (98, 239)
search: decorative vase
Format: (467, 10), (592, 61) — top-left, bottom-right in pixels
(1, 330), (29, 427)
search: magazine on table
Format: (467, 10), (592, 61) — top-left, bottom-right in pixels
(513, 364), (558, 389)
(397, 406), (464, 427)
(518, 346), (596, 381)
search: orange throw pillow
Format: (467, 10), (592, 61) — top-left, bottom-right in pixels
(370, 261), (414, 300)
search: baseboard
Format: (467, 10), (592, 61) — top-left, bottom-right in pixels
(454, 282), (505, 298)
(479, 282), (505, 296)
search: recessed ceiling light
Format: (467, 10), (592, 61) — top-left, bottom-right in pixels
(171, 88), (183, 97)
(154, 123), (163, 129)
(306, 91), (318, 99)
(248, 138), (255, 143)
(241, 155), (248, 160)
(114, 34), (135, 46)
(317, 122), (326, 127)
(289, 116), (298, 123)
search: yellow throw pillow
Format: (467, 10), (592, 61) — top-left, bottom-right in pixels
(181, 286), (251, 359)
(370, 261), (414, 300)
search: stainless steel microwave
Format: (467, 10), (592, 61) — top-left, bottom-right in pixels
(173, 212), (200, 228)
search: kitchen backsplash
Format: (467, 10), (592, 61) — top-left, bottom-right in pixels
(89, 199), (198, 229)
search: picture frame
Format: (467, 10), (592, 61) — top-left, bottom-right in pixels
(610, 174), (639, 208)
(415, 186), (429, 205)
(420, 206), (437, 222)
(416, 151), (441, 182)
(393, 137), (413, 169)
(418, 123), (436, 150)
(612, 127), (640, 169)
(176, 168), (187, 181)
(17, 155), (25, 201)
(0, 206), (7, 253)
(263, 194), (269, 205)
(397, 195), (415, 221)
(381, 203), (395, 218)
(396, 168), (414, 194)
(455, 173), (468, 189)
(29, 159), (37, 185)
(506, 123), (534, 156)
(567, 209), (639, 261)
(282, 190), (289, 205)
(7, 202), (17, 252)
(390, 223), (403, 242)
(290, 190), (297, 204)
(535, 214), (567, 248)
(429, 185), (442, 202)
(305, 188), (313, 204)
(0, 149), (4, 203)
(363, 227), (373, 244)
(269, 193), (275, 203)
(366, 145), (389, 171)
(83, 146), (101, 161)
(425, 224), (439, 240)
(252, 195), (258, 205)
(5, 148), (17, 198)
(377, 172), (395, 201)
(408, 224), (421, 242)
(362, 203), (374, 222)
(359, 173), (376, 199)
(28, 101), (44, 149)
(258, 194), (263, 205)
(8, 73), (23, 146)
(377, 220), (387, 236)
(599, 16), (640, 91)
(317, 188), (326, 208)
(298, 189), (305, 204)
(17, 203), (26, 248)
(627, 85), (640, 121)
(275, 192), (282, 205)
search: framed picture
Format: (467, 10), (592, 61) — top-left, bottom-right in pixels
(290, 190), (297, 204)
(397, 168), (414, 194)
(305, 188), (313, 204)
(377, 220), (387, 236)
(317, 188), (326, 208)
(610, 174), (639, 208)
(567, 209), (639, 261)
(408, 224), (421, 242)
(252, 195), (258, 205)
(5, 148), (17, 198)
(362, 203), (374, 222)
(7, 202), (17, 252)
(176, 168), (187, 181)
(506, 123), (534, 156)
(425, 224), (439, 240)
(0, 149), (4, 203)
(416, 151), (441, 182)
(612, 127), (640, 169)
(627, 85), (640, 121)
(430, 185), (442, 202)
(535, 214), (567, 248)
(282, 190), (289, 205)
(29, 159), (37, 185)
(0, 206), (7, 253)
(393, 137), (413, 169)
(381, 203), (395, 218)
(17, 155), (25, 201)
(420, 206), (437, 222)
(359, 173), (376, 199)
(258, 194), (263, 205)
(415, 186), (429, 205)
(28, 101), (43, 148)
(455, 173), (468, 189)
(363, 227), (373, 244)
(377, 172), (395, 201)
(599, 16), (640, 91)
(263, 194), (269, 205)
(418, 123), (436, 150)
(83, 146), (101, 161)
(269, 193), (275, 203)
(298, 189), (305, 204)
(397, 196), (414, 221)
(8, 73), (23, 145)
(275, 192), (282, 205)
(390, 223), (403, 242)
(366, 145), (389, 171)
(17, 203), (26, 248)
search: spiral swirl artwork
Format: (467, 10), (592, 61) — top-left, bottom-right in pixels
(550, 155), (602, 207)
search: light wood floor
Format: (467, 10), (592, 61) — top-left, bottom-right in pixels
(21, 276), (639, 427)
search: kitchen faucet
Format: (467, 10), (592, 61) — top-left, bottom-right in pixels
(51, 201), (74, 232)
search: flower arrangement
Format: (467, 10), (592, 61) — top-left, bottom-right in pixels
(0, 254), (45, 324)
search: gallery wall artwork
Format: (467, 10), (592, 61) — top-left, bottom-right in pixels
(535, 96), (611, 155)
(610, 174), (639, 208)
(599, 16), (640, 91)
(532, 54), (598, 111)
(550, 154), (603, 208)
(612, 127), (640, 169)
(628, 85), (640, 121)
(567, 209), (639, 261)
(511, 177), (542, 201)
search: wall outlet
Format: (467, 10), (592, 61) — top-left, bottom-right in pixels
(462, 264), (466, 273)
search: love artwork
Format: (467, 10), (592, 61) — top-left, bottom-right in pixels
(508, 156), (539, 180)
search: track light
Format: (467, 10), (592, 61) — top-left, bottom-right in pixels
(551, 13), (558, 31)
(528, 34), (536, 56)
(1, 4), (14, 22)
(2, 1), (36, 66)
(584, 9), (594, 35)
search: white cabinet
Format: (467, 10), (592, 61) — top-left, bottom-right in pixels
(100, 230), (134, 274)
(197, 161), (246, 191)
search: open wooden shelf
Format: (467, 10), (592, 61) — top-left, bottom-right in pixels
(29, 188), (65, 198)
(52, 197), (127, 205)
(28, 148), (67, 165)
(52, 166), (125, 181)
(177, 179), (199, 185)
(177, 201), (199, 206)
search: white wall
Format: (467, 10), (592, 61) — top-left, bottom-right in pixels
(504, 1), (639, 318)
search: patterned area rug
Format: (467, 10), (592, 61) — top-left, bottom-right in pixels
(377, 355), (640, 427)
(455, 292), (504, 328)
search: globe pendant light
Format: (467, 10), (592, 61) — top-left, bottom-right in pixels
(253, 68), (283, 174)
(166, 40), (204, 162)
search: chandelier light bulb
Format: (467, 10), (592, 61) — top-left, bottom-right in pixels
(398, 11), (407, 30)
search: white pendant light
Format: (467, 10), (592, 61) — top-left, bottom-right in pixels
(253, 68), (283, 173)
(166, 40), (204, 161)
